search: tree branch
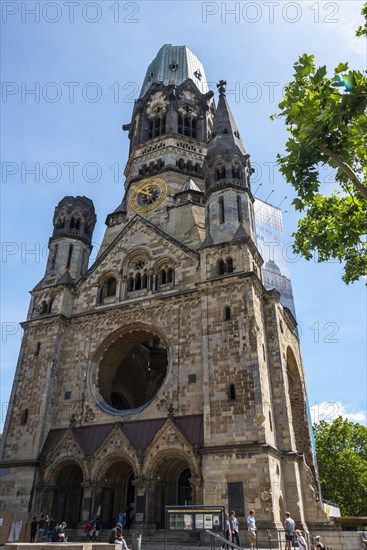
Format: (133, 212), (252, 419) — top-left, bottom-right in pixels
(316, 141), (367, 200)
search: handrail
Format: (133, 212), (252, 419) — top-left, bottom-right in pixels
(205, 530), (245, 550)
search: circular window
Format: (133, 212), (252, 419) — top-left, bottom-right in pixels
(94, 328), (168, 415)
(169, 62), (178, 71)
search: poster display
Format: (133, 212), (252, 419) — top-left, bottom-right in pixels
(165, 506), (224, 532)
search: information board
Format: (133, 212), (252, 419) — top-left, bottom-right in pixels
(165, 505), (224, 532)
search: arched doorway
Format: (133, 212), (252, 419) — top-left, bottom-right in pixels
(99, 461), (135, 528)
(151, 456), (193, 528)
(52, 463), (83, 527)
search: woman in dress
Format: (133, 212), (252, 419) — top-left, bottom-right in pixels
(295, 529), (308, 550)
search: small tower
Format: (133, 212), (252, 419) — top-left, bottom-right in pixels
(44, 196), (97, 285)
(203, 80), (257, 247)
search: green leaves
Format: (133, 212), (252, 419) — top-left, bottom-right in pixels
(272, 2), (367, 283)
(314, 418), (367, 516)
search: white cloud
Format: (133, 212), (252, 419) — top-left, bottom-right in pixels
(310, 401), (367, 426)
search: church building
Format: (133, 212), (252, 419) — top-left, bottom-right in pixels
(0, 44), (327, 533)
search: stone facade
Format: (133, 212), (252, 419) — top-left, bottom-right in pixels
(1, 44), (327, 533)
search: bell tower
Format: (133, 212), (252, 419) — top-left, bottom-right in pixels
(98, 44), (215, 256)
(44, 195), (96, 284)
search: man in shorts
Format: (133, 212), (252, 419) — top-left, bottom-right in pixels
(247, 510), (257, 549)
(283, 512), (296, 550)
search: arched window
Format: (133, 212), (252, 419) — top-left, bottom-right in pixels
(178, 106), (198, 138)
(219, 196), (225, 224)
(218, 258), (234, 275)
(69, 217), (80, 230)
(105, 277), (117, 297)
(215, 163), (225, 181)
(148, 112), (166, 139)
(237, 195), (243, 222)
(232, 163), (242, 180)
(48, 299), (54, 313)
(224, 306), (231, 321)
(57, 217), (65, 229)
(41, 301), (48, 315)
(157, 264), (174, 290)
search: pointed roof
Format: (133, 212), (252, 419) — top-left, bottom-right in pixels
(112, 197), (127, 214)
(57, 270), (75, 286)
(199, 233), (214, 249)
(140, 44), (209, 98)
(208, 82), (247, 157)
(182, 178), (201, 192)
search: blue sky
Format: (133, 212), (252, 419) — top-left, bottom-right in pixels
(1, 0), (366, 430)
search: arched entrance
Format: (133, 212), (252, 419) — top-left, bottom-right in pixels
(52, 463), (83, 527)
(151, 456), (193, 528)
(99, 461), (135, 528)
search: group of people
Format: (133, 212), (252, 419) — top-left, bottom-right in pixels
(30, 515), (67, 543)
(222, 510), (327, 550)
(222, 510), (257, 549)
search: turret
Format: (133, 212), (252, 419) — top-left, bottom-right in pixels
(203, 81), (257, 246)
(44, 196), (97, 285)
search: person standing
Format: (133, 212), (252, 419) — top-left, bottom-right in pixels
(30, 517), (38, 543)
(283, 512), (296, 550)
(222, 513), (232, 549)
(229, 511), (240, 546)
(47, 517), (57, 542)
(37, 514), (48, 542)
(247, 510), (257, 549)
(295, 529), (308, 550)
(361, 527), (367, 550)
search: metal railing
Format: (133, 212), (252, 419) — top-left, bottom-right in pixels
(206, 528), (332, 550)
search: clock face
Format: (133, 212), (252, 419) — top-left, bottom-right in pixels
(130, 178), (167, 213)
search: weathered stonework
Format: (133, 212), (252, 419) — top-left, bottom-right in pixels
(0, 44), (327, 534)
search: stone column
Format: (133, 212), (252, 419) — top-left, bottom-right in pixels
(131, 477), (156, 535)
(80, 481), (94, 522)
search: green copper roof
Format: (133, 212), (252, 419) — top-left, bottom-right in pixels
(139, 44), (209, 98)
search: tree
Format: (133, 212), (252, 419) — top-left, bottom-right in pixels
(313, 417), (367, 516)
(272, 3), (367, 284)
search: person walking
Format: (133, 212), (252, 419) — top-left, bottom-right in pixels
(247, 510), (257, 549)
(229, 510), (240, 546)
(283, 512), (296, 550)
(295, 529), (308, 550)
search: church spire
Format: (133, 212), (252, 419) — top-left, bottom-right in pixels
(209, 80), (247, 157)
(202, 80), (257, 248)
